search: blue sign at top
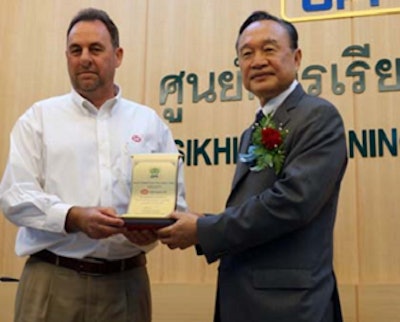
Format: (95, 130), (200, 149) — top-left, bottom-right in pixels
(281, 0), (400, 22)
(303, 0), (379, 12)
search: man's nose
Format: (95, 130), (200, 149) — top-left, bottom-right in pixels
(251, 51), (268, 68)
(80, 48), (92, 66)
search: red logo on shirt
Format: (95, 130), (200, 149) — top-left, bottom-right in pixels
(140, 188), (149, 195)
(131, 135), (142, 143)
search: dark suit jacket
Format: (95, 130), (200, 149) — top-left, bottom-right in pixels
(197, 84), (347, 322)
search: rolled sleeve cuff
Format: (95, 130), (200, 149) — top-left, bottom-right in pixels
(45, 203), (72, 233)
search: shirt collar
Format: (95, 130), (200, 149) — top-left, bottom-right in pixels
(71, 85), (121, 116)
(260, 79), (298, 116)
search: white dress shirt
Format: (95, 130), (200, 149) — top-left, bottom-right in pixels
(0, 87), (187, 259)
(258, 79), (298, 116)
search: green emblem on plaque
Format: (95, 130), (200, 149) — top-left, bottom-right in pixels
(150, 167), (160, 178)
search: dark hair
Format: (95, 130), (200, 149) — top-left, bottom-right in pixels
(236, 11), (298, 51)
(67, 8), (119, 48)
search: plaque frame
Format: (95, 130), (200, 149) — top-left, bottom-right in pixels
(121, 153), (180, 230)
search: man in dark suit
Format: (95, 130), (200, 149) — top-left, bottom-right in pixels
(158, 10), (346, 322)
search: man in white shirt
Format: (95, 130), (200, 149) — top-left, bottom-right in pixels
(0, 8), (186, 322)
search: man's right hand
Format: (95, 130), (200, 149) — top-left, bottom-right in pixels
(65, 206), (125, 239)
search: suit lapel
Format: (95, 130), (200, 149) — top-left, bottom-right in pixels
(271, 83), (305, 128)
(229, 84), (304, 194)
(272, 103), (290, 130)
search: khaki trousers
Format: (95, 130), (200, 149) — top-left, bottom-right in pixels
(14, 256), (151, 322)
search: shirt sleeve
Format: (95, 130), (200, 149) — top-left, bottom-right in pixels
(0, 106), (71, 233)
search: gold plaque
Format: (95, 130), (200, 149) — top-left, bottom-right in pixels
(121, 153), (180, 229)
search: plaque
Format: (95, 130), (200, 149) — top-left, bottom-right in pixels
(121, 153), (180, 230)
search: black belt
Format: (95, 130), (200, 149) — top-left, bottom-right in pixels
(31, 250), (146, 275)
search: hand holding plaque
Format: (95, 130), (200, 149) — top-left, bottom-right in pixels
(121, 153), (180, 230)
